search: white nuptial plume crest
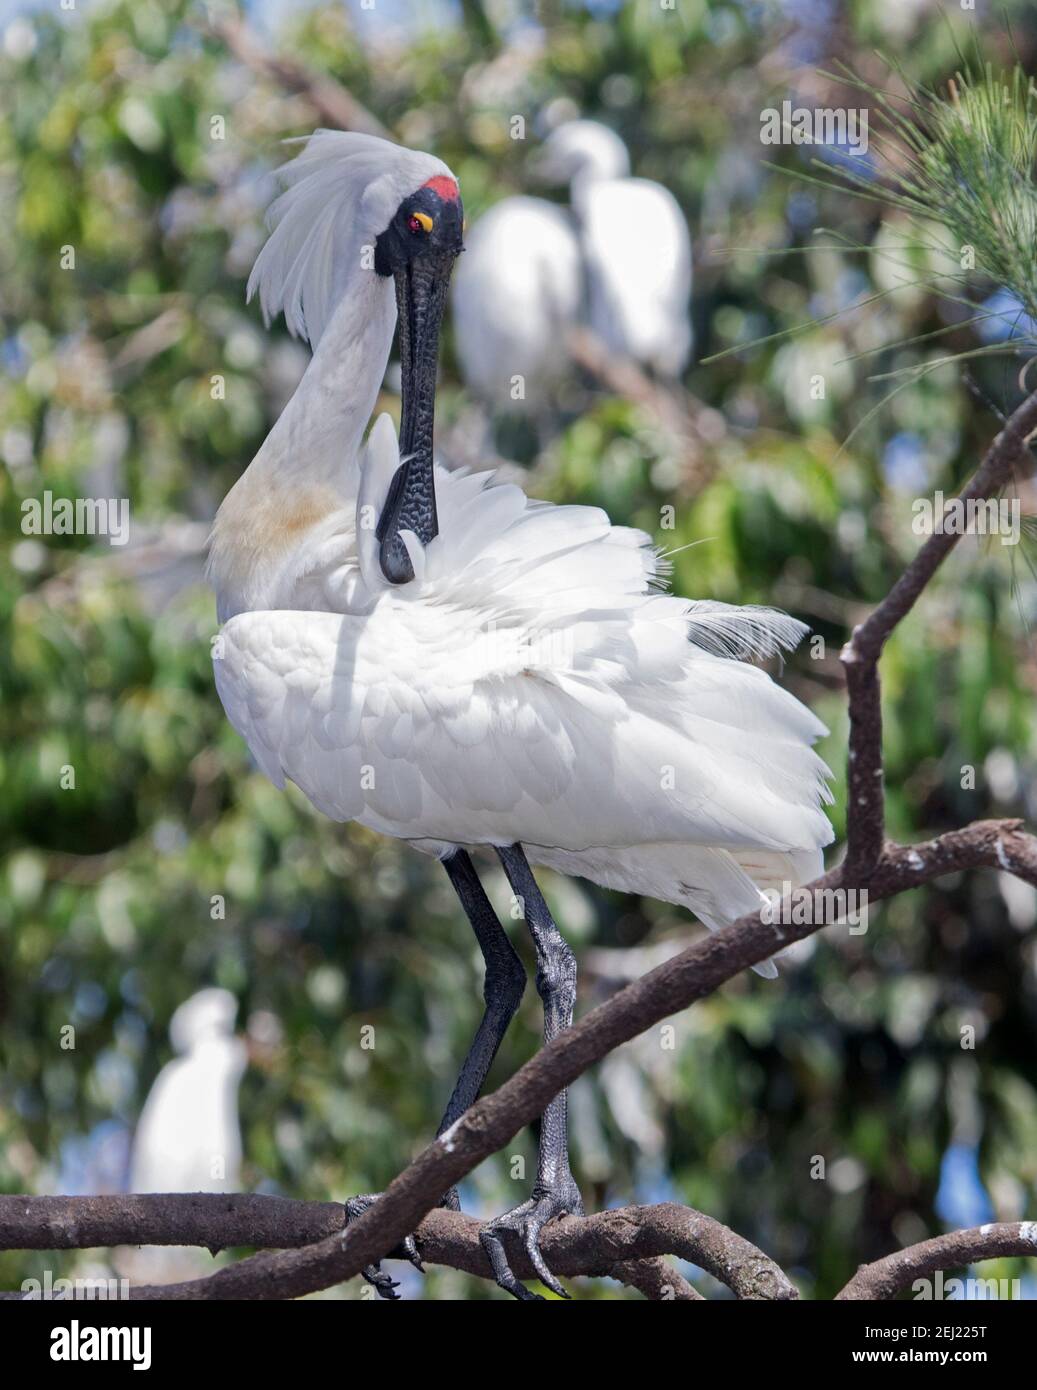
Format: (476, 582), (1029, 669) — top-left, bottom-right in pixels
(246, 129), (454, 348)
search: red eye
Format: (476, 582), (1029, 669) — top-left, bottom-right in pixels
(408, 215), (423, 234)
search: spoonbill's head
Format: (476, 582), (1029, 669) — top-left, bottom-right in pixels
(246, 129), (463, 362)
(245, 133), (463, 582)
(373, 171), (464, 493)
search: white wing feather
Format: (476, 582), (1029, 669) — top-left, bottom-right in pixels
(215, 429), (831, 857)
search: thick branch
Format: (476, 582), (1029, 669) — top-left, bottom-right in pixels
(409, 1204), (795, 1301)
(0, 1196), (788, 1302)
(837, 1223), (1037, 1299)
(0, 1193), (343, 1255)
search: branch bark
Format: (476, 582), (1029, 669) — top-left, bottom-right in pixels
(840, 388), (1037, 875)
(837, 1223), (1037, 1299)
(0, 1196), (788, 1302)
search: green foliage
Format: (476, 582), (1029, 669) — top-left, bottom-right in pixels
(839, 60), (1037, 334)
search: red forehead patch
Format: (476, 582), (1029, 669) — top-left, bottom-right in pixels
(423, 175), (460, 202)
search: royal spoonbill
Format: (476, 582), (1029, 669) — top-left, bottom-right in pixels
(130, 988), (246, 1194)
(452, 119), (692, 420)
(208, 130), (832, 1300)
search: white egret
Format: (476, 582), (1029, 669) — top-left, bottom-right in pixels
(451, 119), (692, 419)
(452, 195), (582, 413)
(208, 130), (832, 1301)
(537, 119), (693, 376)
(129, 988), (246, 1195)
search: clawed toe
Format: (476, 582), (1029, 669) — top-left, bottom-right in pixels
(345, 1193), (424, 1299)
(479, 1178), (583, 1301)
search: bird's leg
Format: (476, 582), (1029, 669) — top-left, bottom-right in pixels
(436, 849), (528, 1202)
(480, 843), (583, 1301)
(346, 849), (526, 1299)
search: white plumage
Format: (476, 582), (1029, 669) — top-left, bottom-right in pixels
(452, 197), (582, 410)
(210, 131), (831, 981)
(247, 129), (455, 349)
(130, 989), (246, 1194)
(452, 119), (693, 412)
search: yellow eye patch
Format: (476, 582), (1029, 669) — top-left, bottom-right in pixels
(411, 211), (434, 233)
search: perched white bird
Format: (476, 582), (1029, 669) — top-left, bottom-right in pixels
(452, 195), (582, 412)
(208, 130), (832, 1301)
(130, 988), (246, 1194)
(538, 119), (693, 377)
(452, 119), (692, 418)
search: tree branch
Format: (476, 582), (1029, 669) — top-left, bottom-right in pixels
(0, 1193), (344, 1256)
(840, 388), (1037, 875)
(0, 1196), (788, 1302)
(7, 818), (1032, 1301)
(836, 1223), (1037, 1300)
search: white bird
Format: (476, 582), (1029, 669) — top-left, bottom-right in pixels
(539, 119), (693, 376)
(452, 195), (582, 413)
(208, 130), (832, 1301)
(452, 119), (692, 417)
(130, 988), (246, 1195)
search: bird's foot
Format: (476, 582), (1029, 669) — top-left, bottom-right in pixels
(479, 1173), (584, 1301)
(344, 1193), (425, 1301)
(344, 1188), (462, 1299)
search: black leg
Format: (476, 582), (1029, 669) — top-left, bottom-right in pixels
(479, 843), (583, 1300)
(438, 850), (527, 1140)
(346, 848), (525, 1300)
